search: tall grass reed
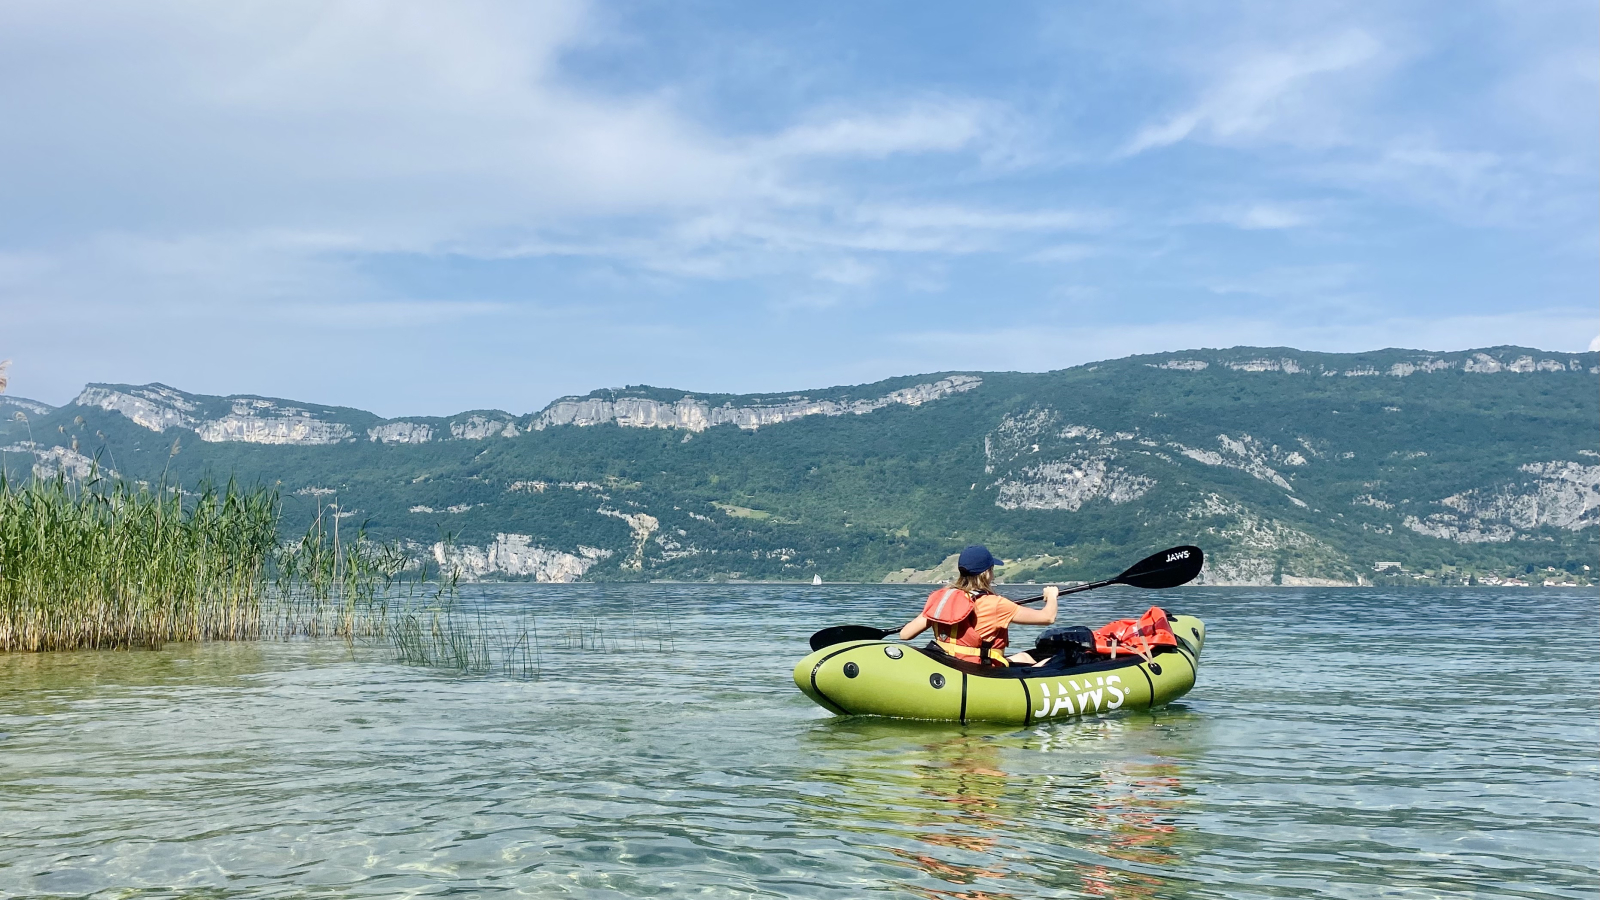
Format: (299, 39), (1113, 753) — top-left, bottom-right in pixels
(1, 469), (679, 681)
(0, 471), (400, 652)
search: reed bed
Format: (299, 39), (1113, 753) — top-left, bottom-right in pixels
(0, 473), (400, 652)
(0, 474), (280, 651)
(0, 471), (680, 681)
(266, 503), (412, 640)
(384, 601), (678, 678)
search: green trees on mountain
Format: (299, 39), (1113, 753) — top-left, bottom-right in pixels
(4, 346), (1595, 584)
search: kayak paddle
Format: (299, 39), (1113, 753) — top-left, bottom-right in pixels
(807, 545), (1204, 651)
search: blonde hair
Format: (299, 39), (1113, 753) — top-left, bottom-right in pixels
(951, 567), (993, 595)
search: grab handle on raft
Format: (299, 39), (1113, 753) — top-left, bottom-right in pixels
(806, 546), (1204, 651)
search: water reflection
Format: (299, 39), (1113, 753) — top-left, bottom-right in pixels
(0, 639), (369, 696)
(797, 713), (1200, 898)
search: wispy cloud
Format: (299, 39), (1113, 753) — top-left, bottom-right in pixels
(1125, 30), (1382, 154)
(1194, 203), (1313, 230)
(0, 1), (1591, 412)
(763, 101), (993, 159)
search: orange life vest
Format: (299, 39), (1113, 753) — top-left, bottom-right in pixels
(1092, 606), (1177, 659)
(921, 587), (1011, 665)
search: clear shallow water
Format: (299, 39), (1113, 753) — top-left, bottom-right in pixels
(0, 586), (1595, 899)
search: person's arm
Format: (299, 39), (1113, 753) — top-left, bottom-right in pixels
(899, 614), (930, 641)
(1009, 585), (1059, 626)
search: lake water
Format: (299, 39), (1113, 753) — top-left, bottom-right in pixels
(0, 586), (1595, 899)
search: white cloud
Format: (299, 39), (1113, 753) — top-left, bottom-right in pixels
(811, 258), (880, 287)
(0, 2), (1590, 412)
(1025, 243), (1101, 264)
(764, 102), (992, 159)
(1126, 30), (1382, 154)
(1194, 203), (1313, 230)
(0, 1), (1086, 329)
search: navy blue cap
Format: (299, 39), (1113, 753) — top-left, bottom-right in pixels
(957, 545), (1003, 574)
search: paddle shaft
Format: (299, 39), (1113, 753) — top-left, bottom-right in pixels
(1014, 578), (1114, 605)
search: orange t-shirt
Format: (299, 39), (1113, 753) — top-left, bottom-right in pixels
(933, 593), (1020, 663)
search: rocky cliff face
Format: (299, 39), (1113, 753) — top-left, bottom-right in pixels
(429, 535), (611, 582)
(71, 375), (983, 446)
(985, 411), (1159, 511)
(25, 446), (104, 480)
(450, 414), (519, 440)
(1185, 493), (1361, 585)
(369, 422), (434, 444)
(0, 396), (55, 417)
(532, 375), (982, 432)
(77, 385), (201, 433)
(76, 385), (359, 445)
(1403, 460), (1600, 543)
(192, 399), (355, 445)
(1144, 350), (1598, 378)
(982, 408), (1311, 512)
(1170, 434), (1301, 493)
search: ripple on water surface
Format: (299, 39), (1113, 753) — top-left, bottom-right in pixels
(0, 586), (1596, 899)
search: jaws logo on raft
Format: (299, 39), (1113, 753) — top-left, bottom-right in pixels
(1165, 550), (1190, 563)
(1032, 675), (1125, 718)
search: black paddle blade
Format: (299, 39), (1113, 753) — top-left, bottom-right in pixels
(809, 624), (895, 651)
(1116, 546), (1204, 590)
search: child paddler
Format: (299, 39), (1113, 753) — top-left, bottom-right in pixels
(897, 545), (1059, 666)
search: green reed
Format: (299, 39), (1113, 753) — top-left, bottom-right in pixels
(0, 473), (279, 651)
(0, 472), (404, 652)
(0, 469), (681, 680)
(266, 501), (412, 640)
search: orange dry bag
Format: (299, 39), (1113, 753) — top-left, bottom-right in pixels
(1093, 606), (1178, 659)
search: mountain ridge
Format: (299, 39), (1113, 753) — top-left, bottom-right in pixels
(3, 345), (1595, 587)
(38, 344), (1600, 435)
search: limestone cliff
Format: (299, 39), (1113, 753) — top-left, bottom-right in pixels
(1403, 461), (1600, 543)
(72, 375), (981, 447)
(531, 375), (982, 432)
(192, 399), (354, 445)
(23, 446), (107, 481)
(1144, 349), (1596, 377)
(75, 385), (364, 445)
(430, 535), (612, 582)
(77, 385), (201, 433)
(369, 422), (434, 444)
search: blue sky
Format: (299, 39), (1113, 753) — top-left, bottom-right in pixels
(1, 1), (1595, 416)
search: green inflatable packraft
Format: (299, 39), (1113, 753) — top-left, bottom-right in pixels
(793, 614), (1205, 724)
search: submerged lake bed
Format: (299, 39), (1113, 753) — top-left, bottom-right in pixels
(1, 586), (1595, 899)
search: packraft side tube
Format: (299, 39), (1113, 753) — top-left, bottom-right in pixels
(793, 615), (1204, 724)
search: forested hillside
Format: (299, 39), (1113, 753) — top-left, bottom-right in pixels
(5, 346), (1595, 586)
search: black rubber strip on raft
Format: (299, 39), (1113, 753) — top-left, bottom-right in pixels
(959, 672), (968, 724)
(809, 645), (860, 716)
(1020, 677), (1032, 727)
(1171, 645), (1197, 681)
(1137, 661), (1156, 699)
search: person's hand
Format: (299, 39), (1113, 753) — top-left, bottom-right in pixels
(1043, 585), (1059, 602)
